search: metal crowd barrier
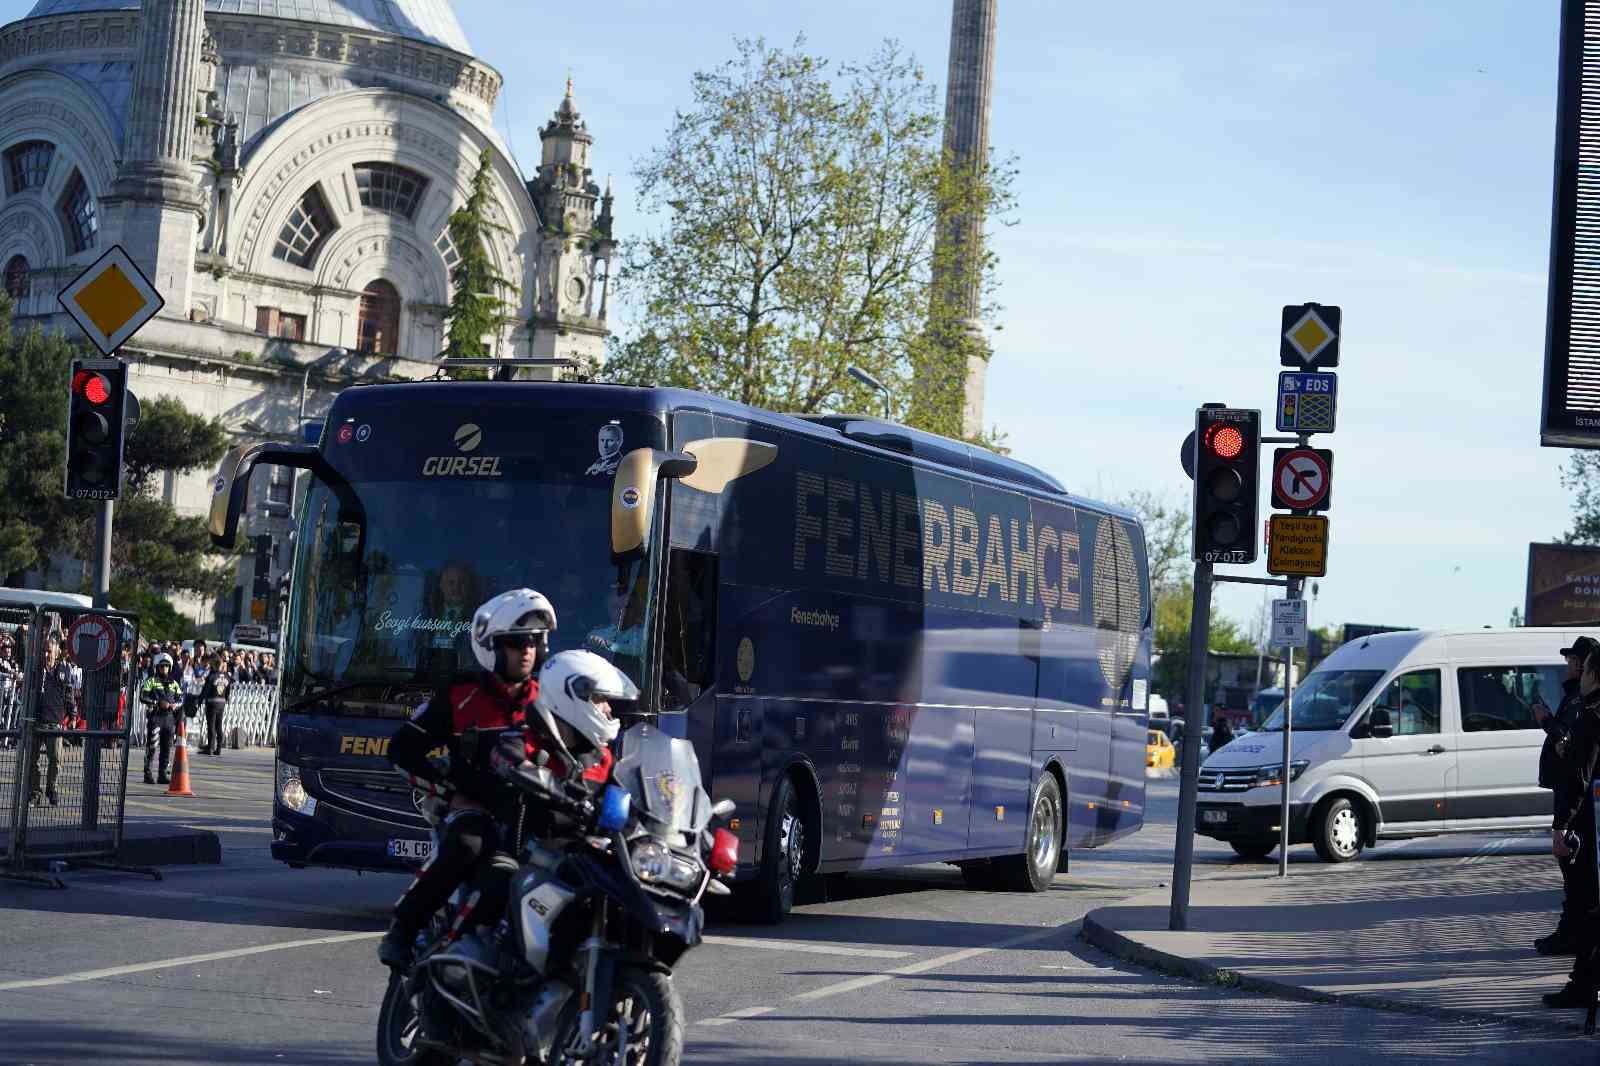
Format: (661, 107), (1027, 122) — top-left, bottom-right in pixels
(130, 680), (279, 751)
(1, 601), (152, 888)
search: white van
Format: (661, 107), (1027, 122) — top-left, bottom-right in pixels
(1195, 628), (1569, 862)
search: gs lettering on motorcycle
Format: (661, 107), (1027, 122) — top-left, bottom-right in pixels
(421, 422), (504, 478)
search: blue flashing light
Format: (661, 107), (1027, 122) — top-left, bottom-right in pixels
(598, 785), (631, 831)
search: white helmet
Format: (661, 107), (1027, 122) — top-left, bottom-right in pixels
(534, 649), (638, 752)
(470, 588), (557, 672)
(153, 653), (173, 670)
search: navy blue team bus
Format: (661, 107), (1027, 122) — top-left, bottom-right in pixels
(208, 379), (1151, 920)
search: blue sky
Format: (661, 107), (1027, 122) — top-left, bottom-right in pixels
(3, 1), (1565, 635)
(452, 0), (1562, 636)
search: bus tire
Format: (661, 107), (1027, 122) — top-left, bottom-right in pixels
(995, 773), (1063, 893)
(753, 775), (806, 924)
(1311, 795), (1364, 863)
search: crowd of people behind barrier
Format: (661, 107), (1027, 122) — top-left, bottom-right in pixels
(0, 625), (280, 751)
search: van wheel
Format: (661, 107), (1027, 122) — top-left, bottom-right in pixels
(1229, 837), (1276, 860)
(1312, 797), (1363, 863)
(994, 773), (1063, 892)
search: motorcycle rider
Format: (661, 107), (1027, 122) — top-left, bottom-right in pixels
(139, 653), (183, 784)
(378, 588), (557, 969)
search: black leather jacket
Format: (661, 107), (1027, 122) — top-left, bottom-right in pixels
(1540, 677), (1583, 792)
(1553, 687), (1600, 834)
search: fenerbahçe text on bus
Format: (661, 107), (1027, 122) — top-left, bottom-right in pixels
(207, 379), (1152, 921)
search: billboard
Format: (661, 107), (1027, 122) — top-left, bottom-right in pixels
(1542, 1), (1600, 446)
(1527, 542), (1600, 626)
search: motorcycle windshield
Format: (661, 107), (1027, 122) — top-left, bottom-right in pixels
(615, 723), (711, 836)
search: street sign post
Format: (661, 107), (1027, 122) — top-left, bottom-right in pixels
(1267, 514), (1329, 576)
(1271, 447), (1333, 511)
(56, 245), (165, 356)
(1280, 303), (1340, 369)
(1270, 598), (1308, 648)
(1277, 371), (1337, 433)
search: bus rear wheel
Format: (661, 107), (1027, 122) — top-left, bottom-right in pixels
(995, 773), (1063, 893)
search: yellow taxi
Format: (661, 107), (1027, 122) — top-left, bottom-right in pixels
(1146, 729), (1175, 771)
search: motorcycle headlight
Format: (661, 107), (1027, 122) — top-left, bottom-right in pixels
(631, 839), (700, 891)
(277, 761), (314, 814)
(1251, 761), (1309, 789)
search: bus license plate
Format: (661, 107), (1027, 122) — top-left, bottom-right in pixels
(1201, 810), (1228, 825)
(388, 838), (432, 861)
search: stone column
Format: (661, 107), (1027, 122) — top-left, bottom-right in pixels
(106, 0), (206, 319)
(928, 0), (998, 439)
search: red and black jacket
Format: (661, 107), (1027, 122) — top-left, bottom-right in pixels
(390, 671), (540, 809)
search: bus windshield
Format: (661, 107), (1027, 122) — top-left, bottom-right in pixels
(281, 406), (664, 714)
(1258, 669), (1386, 732)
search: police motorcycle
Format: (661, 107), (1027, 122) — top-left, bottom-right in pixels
(377, 721), (739, 1066)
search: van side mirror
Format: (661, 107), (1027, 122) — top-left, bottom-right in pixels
(1367, 707), (1394, 740)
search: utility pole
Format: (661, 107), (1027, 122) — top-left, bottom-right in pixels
(1169, 561), (1213, 930)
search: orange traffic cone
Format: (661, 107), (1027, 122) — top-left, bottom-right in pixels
(166, 718), (194, 797)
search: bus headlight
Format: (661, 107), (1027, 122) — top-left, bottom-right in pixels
(277, 761), (315, 814)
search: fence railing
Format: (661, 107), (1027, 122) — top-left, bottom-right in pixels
(128, 681), (279, 751)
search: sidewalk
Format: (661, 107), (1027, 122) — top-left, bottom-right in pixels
(1083, 849), (1595, 1034)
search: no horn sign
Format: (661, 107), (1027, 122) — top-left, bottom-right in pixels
(1272, 448), (1332, 511)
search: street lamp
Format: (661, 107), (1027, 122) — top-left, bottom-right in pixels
(847, 365), (893, 420)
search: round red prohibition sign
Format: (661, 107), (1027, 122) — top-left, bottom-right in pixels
(65, 612), (120, 671)
(1273, 449), (1330, 510)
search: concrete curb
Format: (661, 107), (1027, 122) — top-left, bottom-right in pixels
(117, 825), (223, 867)
(1081, 907), (1590, 1037)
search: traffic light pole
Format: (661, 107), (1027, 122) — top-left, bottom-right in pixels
(1278, 575), (1301, 877)
(92, 500), (113, 609)
(1169, 560), (1213, 931)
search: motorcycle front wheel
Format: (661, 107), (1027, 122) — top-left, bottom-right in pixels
(376, 971), (452, 1066)
(548, 965), (684, 1066)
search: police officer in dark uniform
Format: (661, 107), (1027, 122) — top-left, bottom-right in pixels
(1545, 646), (1600, 1010)
(377, 588), (556, 969)
(1536, 635), (1598, 955)
(140, 653), (183, 783)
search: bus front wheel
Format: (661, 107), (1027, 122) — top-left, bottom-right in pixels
(996, 773), (1063, 893)
(752, 775), (806, 924)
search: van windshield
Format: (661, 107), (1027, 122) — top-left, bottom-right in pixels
(1259, 669), (1386, 732)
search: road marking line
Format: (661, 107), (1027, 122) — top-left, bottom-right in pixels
(699, 1006), (775, 1026)
(790, 923), (1071, 1003)
(77, 884), (372, 919)
(702, 935), (912, 959)
(0, 931), (380, 992)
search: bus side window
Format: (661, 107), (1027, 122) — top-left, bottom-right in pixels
(661, 548), (719, 712)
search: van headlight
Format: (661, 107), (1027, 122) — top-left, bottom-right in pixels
(1250, 761), (1309, 789)
(277, 761), (315, 814)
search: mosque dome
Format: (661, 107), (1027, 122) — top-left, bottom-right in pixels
(22, 0), (474, 56)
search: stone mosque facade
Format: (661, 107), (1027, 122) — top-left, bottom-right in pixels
(0, 0), (617, 631)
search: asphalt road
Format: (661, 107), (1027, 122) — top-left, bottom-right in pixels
(0, 752), (1591, 1065)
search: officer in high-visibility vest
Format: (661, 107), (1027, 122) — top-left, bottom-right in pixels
(139, 653), (183, 784)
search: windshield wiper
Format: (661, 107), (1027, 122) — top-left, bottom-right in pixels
(286, 674), (418, 712)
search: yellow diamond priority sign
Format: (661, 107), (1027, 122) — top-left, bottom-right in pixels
(57, 244), (164, 356)
(1280, 302), (1340, 369)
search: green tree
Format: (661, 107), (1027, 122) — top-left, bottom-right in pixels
(0, 293), (233, 602)
(608, 37), (1015, 441)
(1559, 451), (1600, 543)
(443, 148), (517, 364)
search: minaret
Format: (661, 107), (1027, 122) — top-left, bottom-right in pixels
(928, 0), (998, 439)
(527, 80), (617, 370)
(105, 0), (206, 317)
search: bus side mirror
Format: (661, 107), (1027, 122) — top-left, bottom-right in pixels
(611, 448), (693, 556)
(208, 441), (364, 554)
(678, 438), (778, 494)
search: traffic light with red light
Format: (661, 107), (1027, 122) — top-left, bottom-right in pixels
(64, 358), (128, 501)
(1192, 407), (1260, 564)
